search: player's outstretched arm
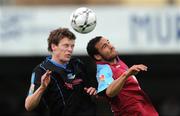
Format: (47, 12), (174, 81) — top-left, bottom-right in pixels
(106, 64), (147, 97)
(25, 70), (51, 111)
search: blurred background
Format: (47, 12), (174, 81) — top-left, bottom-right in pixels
(0, 0), (180, 115)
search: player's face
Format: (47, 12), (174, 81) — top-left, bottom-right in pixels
(52, 37), (75, 64)
(95, 37), (118, 62)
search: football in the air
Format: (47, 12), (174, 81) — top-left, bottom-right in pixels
(70, 7), (96, 34)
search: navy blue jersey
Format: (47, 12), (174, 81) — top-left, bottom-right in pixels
(28, 57), (97, 116)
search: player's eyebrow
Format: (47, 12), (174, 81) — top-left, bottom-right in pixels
(101, 43), (106, 49)
(101, 41), (108, 49)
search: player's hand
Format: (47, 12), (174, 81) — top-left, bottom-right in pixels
(40, 70), (51, 89)
(126, 64), (147, 77)
(84, 87), (97, 96)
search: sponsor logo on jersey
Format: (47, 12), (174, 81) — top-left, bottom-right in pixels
(67, 73), (76, 79)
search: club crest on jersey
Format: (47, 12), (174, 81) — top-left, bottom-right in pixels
(67, 73), (76, 79)
(99, 74), (105, 81)
(116, 65), (121, 68)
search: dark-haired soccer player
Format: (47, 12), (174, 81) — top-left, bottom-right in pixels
(25, 28), (97, 116)
(87, 36), (158, 116)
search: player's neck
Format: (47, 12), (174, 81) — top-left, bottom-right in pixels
(109, 59), (117, 65)
(102, 58), (117, 65)
(51, 56), (68, 65)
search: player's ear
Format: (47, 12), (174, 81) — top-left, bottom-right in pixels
(51, 44), (57, 51)
(94, 54), (102, 61)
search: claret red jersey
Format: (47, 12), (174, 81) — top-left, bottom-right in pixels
(96, 58), (158, 116)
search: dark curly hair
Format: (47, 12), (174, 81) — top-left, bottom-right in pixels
(86, 36), (102, 60)
(47, 27), (76, 52)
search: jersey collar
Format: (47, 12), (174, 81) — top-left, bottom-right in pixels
(46, 56), (68, 70)
(96, 56), (120, 66)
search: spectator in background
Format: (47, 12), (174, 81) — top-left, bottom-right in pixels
(87, 36), (159, 116)
(25, 27), (97, 116)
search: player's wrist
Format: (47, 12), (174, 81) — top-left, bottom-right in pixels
(39, 85), (47, 91)
(122, 71), (130, 78)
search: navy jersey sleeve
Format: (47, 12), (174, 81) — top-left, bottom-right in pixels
(81, 58), (98, 89)
(27, 65), (49, 114)
(71, 57), (98, 89)
(27, 66), (44, 96)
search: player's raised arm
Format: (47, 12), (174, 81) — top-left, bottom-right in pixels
(25, 70), (51, 111)
(106, 64), (147, 97)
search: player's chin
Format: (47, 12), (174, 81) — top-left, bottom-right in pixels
(112, 49), (117, 54)
(64, 57), (71, 62)
(111, 52), (117, 57)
